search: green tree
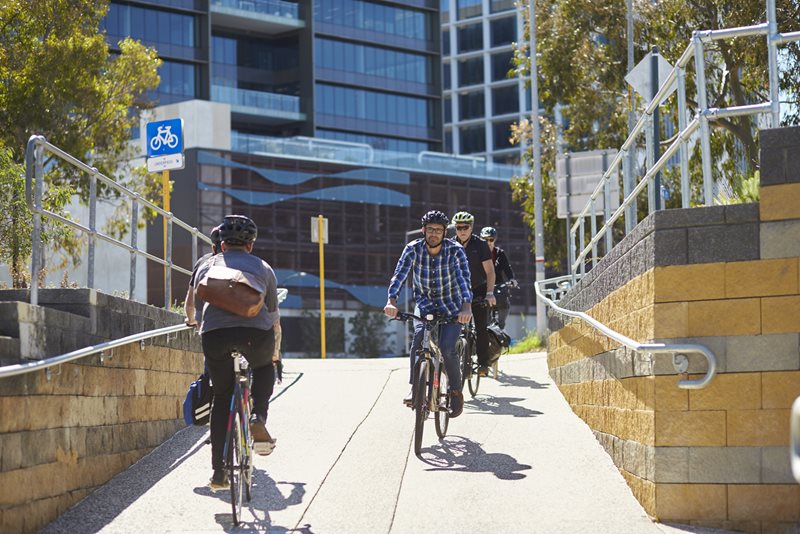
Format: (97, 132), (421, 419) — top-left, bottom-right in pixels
(0, 0), (161, 286)
(348, 306), (392, 358)
(510, 0), (800, 271)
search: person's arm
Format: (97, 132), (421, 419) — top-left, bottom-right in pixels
(454, 246), (473, 324)
(385, 245), (414, 318)
(480, 241), (496, 305)
(184, 285), (197, 326)
(499, 249), (515, 283)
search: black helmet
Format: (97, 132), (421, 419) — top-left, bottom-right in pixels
(219, 215), (257, 245)
(210, 225), (222, 247)
(480, 226), (497, 239)
(420, 210), (449, 227)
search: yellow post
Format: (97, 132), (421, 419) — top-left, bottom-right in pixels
(318, 214), (326, 359)
(162, 170), (170, 287)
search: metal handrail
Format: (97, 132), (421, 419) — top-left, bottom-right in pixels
(24, 135), (213, 308)
(792, 395), (800, 484)
(567, 0), (800, 279)
(535, 275), (717, 389)
(0, 323), (192, 380)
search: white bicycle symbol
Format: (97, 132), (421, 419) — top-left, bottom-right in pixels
(149, 125), (179, 151)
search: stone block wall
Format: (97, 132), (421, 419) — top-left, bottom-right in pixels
(0, 290), (203, 533)
(547, 127), (800, 533)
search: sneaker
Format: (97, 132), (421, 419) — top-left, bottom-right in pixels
(250, 414), (277, 456)
(403, 389), (413, 407)
(449, 390), (464, 418)
(478, 366), (489, 377)
(209, 469), (228, 491)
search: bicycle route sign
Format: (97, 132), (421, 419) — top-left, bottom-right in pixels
(146, 118), (185, 172)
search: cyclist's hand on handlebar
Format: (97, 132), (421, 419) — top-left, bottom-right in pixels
(384, 303), (398, 318)
(457, 309), (472, 324)
(510, 279), (519, 289)
(486, 293), (497, 307)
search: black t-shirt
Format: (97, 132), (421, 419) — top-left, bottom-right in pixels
(451, 234), (491, 290)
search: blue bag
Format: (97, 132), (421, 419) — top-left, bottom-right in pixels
(183, 372), (212, 426)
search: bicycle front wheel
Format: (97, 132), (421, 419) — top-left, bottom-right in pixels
(434, 366), (449, 438)
(413, 359), (428, 456)
(229, 412), (244, 525)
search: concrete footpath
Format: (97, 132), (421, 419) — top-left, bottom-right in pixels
(40, 354), (734, 534)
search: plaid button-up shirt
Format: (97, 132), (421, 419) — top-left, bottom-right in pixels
(388, 238), (473, 319)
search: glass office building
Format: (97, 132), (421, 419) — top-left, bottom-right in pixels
(102, 1), (538, 353)
(441, 0), (531, 164)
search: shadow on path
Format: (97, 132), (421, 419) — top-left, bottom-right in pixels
(494, 371), (550, 390)
(419, 435), (532, 480)
(39, 425), (211, 534)
(465, 395), (544, 418)
(196, 469), (309, 533)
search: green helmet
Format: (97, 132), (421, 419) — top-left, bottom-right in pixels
(451, 211), (474, 225)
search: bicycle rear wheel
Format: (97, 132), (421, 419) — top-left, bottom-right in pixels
(228, 412), (244, 525)
(241, 381), (254, 502)
(434, 367), (449, 438)
(413, 359), (428, 456)
(456, 336), (469, 390)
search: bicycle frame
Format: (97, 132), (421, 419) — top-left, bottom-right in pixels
(222, 351), (254, 526)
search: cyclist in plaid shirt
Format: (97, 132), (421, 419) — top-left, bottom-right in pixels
(384, 210), (473, 418)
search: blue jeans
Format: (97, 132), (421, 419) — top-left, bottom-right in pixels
(409, 320), (462, 392)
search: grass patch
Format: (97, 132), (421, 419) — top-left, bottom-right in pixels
(506, 331), (545, 354)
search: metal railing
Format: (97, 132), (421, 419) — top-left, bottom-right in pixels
(535, 275), (717, 389)
(567, 0), (800, 280)
(211, 85), (302, 115)
(210, 0), (300, 19)
(792, 395), (800, 484)
(0, 324), (191, 380)
(25, 135), (212, 308)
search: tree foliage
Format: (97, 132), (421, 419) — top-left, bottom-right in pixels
(0, 0), (162, 286)
(348, 306), (392, 358)
(510, 0), (800, 272)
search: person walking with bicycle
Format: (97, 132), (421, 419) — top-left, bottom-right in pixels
(384, 210), (472, 418)
(191, 215), (280, 489)
(480, 226), (518, 330)
(451, 212), (496, 377)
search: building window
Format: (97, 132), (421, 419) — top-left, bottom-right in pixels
(317, 129), (429, 153)
(441, 0), (449, 23)
(443, 63), (451, 90)
(442, 29), (450, 55)
(457, 23), (482, 53)
(460, 124), (486, 153)
(444, 96), (452, 123)
(490, 0), (516, 13)
(457, 0), (481, 20)
(457, 57), (483, 87)
(459, 90), (484, 121)
(314, 0), (432, 42)
(490, 17), (516, 47)
(491, 51), (514, 81)
(493, 120), (515, 150)
(316, 84), (434, 129)
(104, 3), (197, 49)
(316, 39), (431, 85)
(492, 85), (518, 116)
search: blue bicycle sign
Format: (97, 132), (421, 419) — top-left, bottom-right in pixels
(146, 118), (183, 158)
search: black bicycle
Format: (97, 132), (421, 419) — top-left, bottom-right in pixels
(222, 350), (254, 526)
(457, 299), (488, 398)
(394, 311), (451, 456)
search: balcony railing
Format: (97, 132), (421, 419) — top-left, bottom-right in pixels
(230, 132), (523, 182)
(211, 85), (301, 115)
(210, 0), (299, 19)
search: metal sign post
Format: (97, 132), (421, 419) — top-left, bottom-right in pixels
(146, 118), (184, 307)
(311, 215), (329, 359)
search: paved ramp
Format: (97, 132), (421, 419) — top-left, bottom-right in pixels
(40, 354), (731, 534)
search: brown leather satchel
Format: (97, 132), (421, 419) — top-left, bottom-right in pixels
(197, 265), (265, 318)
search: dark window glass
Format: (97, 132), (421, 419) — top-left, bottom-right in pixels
(457, 0), (481, 20)
(317, 129), (430, 153)
(460, 124), (485, 153)
(444, 130), (453, 152)
(105, 4), (196, 48)
(459, 90), (484, 121)
(441, 0), (449, 23)
(457, 57), (483, 86)
(317, 84), (434, 128)
(492, 85), (518, 116)
(490, 17), (516, 47)
(444, 96), (452, 123)
(316, 38), (431, 84)
(443, 64), (451, 90)
(314, 0), (431, 41)
(457, 23), (482, 53)
(491, 51), (514, 81)
(490, 0), (516, 13)
(442, 29), (450, 55)
(493, 120), (515, 149)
